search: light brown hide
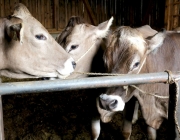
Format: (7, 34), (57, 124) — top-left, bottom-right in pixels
(0, 3), (75, 79)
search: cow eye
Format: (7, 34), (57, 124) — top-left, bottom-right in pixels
(35, 34), (47, 40)
(71, 45), (78, 50)
(68, 45), (79, 52)
(133, 62), (140, 68)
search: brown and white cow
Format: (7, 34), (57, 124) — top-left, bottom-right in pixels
(97, 26), (180, 139)
(0, 3), (75, 80)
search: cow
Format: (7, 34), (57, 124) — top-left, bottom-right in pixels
(0, 3), (76, 80)
(96, 26), (180, 140)
(56, 17), (160, 139)
(56, 16), (113, 79)
(56, 16), (114, 139)
(93, 25), (158, 140)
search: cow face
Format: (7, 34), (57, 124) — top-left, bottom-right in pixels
(57, 17), (113, 79)
(63, 17), (113, 62)
(0, 3), (75, 79)
(98, 26), (164, 112)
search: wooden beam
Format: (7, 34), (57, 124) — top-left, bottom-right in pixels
(82, 0), (97, 25)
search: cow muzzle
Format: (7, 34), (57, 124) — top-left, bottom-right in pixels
(99, 94), (125, 111)
(57, 57), (76, 79)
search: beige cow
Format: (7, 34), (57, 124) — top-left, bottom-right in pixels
(0, 3), (76, 80)
(56, 16), (113, 79)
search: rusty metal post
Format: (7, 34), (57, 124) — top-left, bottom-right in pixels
(168, 81), (180, 140)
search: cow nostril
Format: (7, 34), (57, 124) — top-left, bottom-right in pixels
(72, 61), (76, 69)
(109, 99), (118, 110)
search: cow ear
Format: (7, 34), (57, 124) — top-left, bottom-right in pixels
(136, 25), (157, 38)
(6, 16), (22, 41)
(96, 17), (113, 38)
(146, 31), (165, 54)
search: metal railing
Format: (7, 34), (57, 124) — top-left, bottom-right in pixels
(0, 71), (180, 139)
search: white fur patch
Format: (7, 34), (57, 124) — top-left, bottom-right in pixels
(57, 57), (74, 77)
(100, 94), (125, 111)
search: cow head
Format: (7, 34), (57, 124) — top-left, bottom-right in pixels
(98, 25), (165, 112)
(57, 16), (113, 78)
(0, 3), (75, 79)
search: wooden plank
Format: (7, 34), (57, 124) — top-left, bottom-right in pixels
(46, 0), (49, 28)
(0, 0), (5, 17)
(4, 0), (10, 16)
(82, 0), (97, 25)
(59, 0), (65, 29)
(38, 0), (41, 23)
(67, 0), (72, 23)
(167, 0), (173, 30)
(54, 0), (59, 30)
(41, 0), (45, 27)
(48, 28), (63, 33)
(48, 0), (52, 28)
(10, 0), (15, 15)
(72, 0), (75, 16)
(44, 0), (47, 28)
(75, 0), (78, 16)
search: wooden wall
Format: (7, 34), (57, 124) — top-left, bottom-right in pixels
(165, 0), (180, 30)
(0, 0), (166, 33)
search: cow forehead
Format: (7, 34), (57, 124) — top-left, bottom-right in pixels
(119, 27), (146, 55)
(71, 24), (95, 36)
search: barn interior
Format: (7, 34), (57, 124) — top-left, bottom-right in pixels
(0, 0), (179, 139)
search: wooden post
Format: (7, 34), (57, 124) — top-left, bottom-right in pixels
(168, 81), (180, 139)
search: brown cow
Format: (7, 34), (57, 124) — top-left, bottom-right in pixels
(0, 3), (75, 79)
(97, 26), (180, 140)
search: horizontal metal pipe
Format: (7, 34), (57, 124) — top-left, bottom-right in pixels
(0, 71), (180, 96)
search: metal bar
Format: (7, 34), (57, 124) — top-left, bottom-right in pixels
(0, 96), (4, 140)
(0, 71), (180, 95)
